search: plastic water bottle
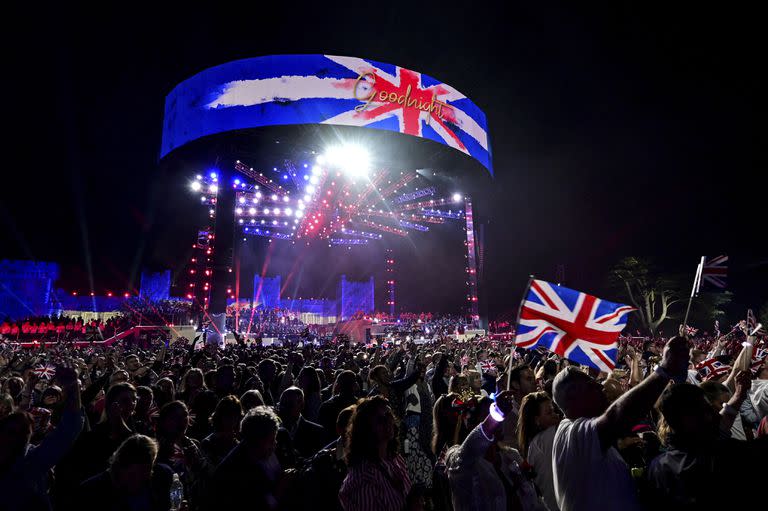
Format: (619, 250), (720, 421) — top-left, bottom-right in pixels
(170, 473), (184, 511)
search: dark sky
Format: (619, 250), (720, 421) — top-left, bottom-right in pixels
(2, 2), (764, 319)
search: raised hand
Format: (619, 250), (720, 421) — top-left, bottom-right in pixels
(55, 360), (80, 388)
(732, 370), (752, 403)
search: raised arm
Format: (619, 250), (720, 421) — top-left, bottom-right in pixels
(596, 336), (689, 447)
(723, 338), (754, 392)
(719, 371), (751, 435)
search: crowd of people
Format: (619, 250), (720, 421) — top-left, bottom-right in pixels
(226, 306), (313, 338)
(0, 319), (766, 511)
(0, 316), (130, 343)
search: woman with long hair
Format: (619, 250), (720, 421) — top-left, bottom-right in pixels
(339, 396), (413, 511)
(178, 368), (206, 406)
(517, 391), (561, 511)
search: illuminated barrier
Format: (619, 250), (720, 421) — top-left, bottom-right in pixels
(394, 186), (437, 204)
(243, 228), (293, 240)
(11, 326), (168, 349)
(330, 238), (370, 245)
(355, 219), (408, 236)
(398, 196), (457, 211)
(398, 220), (429, 232)
(339, 228), (383, 239)
(421, 208), (464, 219)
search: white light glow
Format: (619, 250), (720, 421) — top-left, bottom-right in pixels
(283, 196), (290, 203)
(190, 181), (202, 192)
(273, 208), (280, 215)
(296, 210), (304, 218)
(262, 208), (269, 215)
(235, 207), (243, 215)
(322, 144), (370, 178)
(249, 207), (257, 215)
(285, 208), (293, 216)
(238, 197), (246, 204)
(271, 194), (278, 201)
(452, 193), (463, 203)
(306, 185), (315, 194)
(309, 176), (319, 185)
(209, 184), (218, 193)
(255, 192), (262, 198)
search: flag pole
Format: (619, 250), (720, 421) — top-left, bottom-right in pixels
(508, 275), (534, 391)
(682, 257), (705, 330)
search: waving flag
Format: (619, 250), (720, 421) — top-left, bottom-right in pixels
(33, 363), (56, 380)
(161, 54), (492, 174)
(702, 255), (728, 289)
(514, 280), (634, 372)
(696, 358), (731, 381)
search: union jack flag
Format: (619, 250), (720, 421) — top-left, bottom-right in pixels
(696, 358), (731, 381)
(33, 363), (56, 380)
(746, 309), (766, 335)
(684, 325), (699, 337)
(170, 55), (491, 173)
(702, 255), (728, 289)
(514, 280), (634, 372)
(480, 359), (497, 374)
(751, 345), (768, 374)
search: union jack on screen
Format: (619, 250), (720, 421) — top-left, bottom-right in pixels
(163, 55), (492, 173)
(514, 280), (634, 372)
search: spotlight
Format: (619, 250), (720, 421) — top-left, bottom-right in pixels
(322, 144), (370, 177)
(249, 207), (257, 215)
(190, 181), (202, 192)
(263, 208), (269, 215)
(209, 184), (218, 193)
(235, 207), (243, 214)
(273, 208), (280, 215)
(271, 194), (278, 201)
(283, 196), (290, 203)
(285, 208), (293, 216)
(452, 193), (463, 203)
(238, 197), (246, 204)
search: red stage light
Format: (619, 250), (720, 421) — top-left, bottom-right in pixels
(124, 293), (130, 298)
(71, 291), (77, 296)
(107, 292), (113, 297)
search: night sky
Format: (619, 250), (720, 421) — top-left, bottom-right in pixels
(3, 3), (764, 320)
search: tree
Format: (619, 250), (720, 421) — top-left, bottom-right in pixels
(609, 257), (682, 336)
(608, 257), (733, 336)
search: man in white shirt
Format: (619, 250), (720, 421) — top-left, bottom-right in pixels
(551, 336), (690, 511)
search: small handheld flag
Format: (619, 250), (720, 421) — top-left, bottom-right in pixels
(33, 364), (56, 380)
(514, 279), (634, 372)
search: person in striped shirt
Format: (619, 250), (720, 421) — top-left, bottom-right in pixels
(339, 395), (415, 511)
